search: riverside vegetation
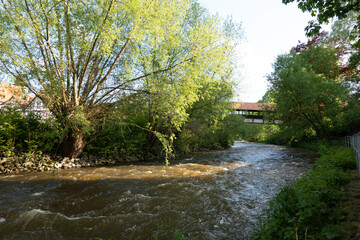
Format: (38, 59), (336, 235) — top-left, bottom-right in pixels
(0, 0), (247, 173)
(0, 0), (243, 161)
(253, 141), (357, 240)
(0, 105), (249, 173)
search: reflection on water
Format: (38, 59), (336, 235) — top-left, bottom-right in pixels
(0, 141), (315, 239)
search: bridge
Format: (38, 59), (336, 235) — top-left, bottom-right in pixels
(231, 102), (280, 124)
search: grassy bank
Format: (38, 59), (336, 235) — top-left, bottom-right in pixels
(253, 142), (357, 240)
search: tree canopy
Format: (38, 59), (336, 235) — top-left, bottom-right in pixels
(268, 37), (348, 139)
(283, 0), (360, 46)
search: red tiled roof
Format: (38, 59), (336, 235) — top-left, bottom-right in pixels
(0, 82), (31, 105)
(230, 102), (275, 111)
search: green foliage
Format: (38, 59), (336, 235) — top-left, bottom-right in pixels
(0, 107), (64, 173)
(337, 98), (360, 135)
(84, 115), (148, 160)
(137, 2), (241, 159)
(259, 90), (276, 104)
(281, 2), (360, 136)
(239, 123), (280, 142)
(330, 12), (360, 105)
(330, 11), (360, 51)
(254, 146), (356, 240)
(176, 113), (243, 152)
(264, 128), (297, 146)
(0, 0), (242, 164)
(0, 0), (242, 158)
(268, 44), (348, 139)
(283, 0), (360, 46)
(240, 123), (262, 142)
(173, 231), (190, 240)
(265, 10), (360, 141)
(0, 108), (62, 156)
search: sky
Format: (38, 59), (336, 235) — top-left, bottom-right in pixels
(197, 0), (331, 102)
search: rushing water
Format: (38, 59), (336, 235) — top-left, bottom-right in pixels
(0, 141), (316, 240)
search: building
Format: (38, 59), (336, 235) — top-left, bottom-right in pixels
(0, 82), (28, 109)
(0, 82), (51, 118)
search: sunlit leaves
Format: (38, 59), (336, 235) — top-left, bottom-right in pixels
(139, 2), (241, 134)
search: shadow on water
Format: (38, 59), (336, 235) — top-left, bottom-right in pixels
(0, 141), (316, 240)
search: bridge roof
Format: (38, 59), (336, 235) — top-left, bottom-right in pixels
(231, 102), (275, 111)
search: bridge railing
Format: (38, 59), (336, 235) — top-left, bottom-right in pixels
(345, 132), (360, 173)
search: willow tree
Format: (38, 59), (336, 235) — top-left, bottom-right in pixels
(0, 0), (192, 157)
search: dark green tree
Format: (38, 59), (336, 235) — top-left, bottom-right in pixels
(268, 45), (348, 138)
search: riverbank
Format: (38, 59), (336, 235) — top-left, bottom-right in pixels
(0, 153), (138, 174)
(345, 170), (360, 239)
(253, 143), (357, 239)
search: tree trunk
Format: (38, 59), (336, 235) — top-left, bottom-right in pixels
(61, 129), (86, 158)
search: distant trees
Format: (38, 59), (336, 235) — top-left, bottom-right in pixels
(0, 0), (242, 158)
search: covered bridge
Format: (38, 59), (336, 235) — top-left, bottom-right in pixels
(230, 102), (277, 124)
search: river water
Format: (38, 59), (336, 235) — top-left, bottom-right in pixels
(0, 141), (316, 240)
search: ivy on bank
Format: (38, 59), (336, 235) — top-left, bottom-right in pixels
(254, 144), (356, 240)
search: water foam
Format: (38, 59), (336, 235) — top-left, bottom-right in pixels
(19, 209), (105, 222)
(32, 192), (44, 196)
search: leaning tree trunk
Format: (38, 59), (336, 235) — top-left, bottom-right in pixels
(61, 129), (86, 158)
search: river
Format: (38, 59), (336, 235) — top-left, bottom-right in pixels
(0, 141), (316, 240)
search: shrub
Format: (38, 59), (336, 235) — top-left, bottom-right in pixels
(0, 108), (62, 156)
(83, 116), (147, 160)
(175, 114), (244, 152)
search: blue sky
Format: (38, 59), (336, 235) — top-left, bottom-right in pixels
(197, 0), (331, 102)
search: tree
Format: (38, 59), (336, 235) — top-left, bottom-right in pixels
(329, 12), (360, 95)
(130, 2), (242, 158)
(0, 0), (240, 158)
(268, 45), (348, 138)
(259, 89), (276, 103)
(283, 0), (360, 87)
(283, 0), (360, 47)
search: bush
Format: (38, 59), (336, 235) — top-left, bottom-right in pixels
(0, 108), (62, 156)
(83, 116), (148, 160)
(175, 114), (244, 152)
